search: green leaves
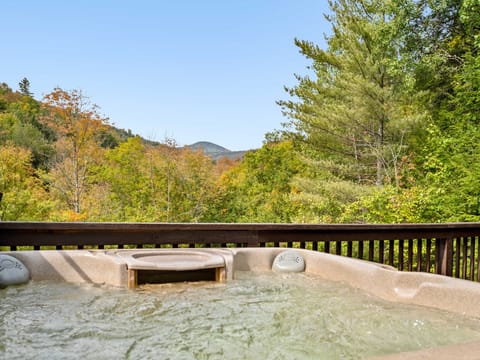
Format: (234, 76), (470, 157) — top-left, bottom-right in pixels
(92, 137), (218, 222)
(280, 0), (416, 187)
(0, 0), (479, 227)
(276, 0), (480, 223)
(0, 145), (54, 220)
(216, 141), (304, 223)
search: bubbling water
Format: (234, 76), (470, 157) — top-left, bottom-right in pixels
(2, 272), (480, 359)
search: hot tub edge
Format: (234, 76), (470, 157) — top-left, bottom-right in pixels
(230, 247), (480, 318)
(4, 248), (480, 317)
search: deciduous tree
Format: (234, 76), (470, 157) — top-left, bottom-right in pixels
(0, 145), (53, 220)
(216, 141), (304, 222)
(41, 88), (109, 214)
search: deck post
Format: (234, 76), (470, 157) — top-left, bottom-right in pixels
(436, 237), (453, 277)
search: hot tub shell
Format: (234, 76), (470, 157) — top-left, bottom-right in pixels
(3, 247), (480, 359)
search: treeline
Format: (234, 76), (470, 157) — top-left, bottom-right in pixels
(0, 83), (230, 222)
(1, 0), (480, 223)
(277, 0), (480, 223)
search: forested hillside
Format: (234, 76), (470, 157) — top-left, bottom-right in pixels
(1, 0), (479, 223)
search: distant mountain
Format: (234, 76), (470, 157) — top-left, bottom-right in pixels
(186, 141), (249, 161)
(103, 127), (249, 161)
(188, 141), (229, 154)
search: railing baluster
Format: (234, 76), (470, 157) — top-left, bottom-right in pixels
(398, 240), (404, 271)
(347, 241), (353, 258)
(407, 239), (413, 272)
(416, 239), (422, 272)
(388, 240), (394, 266)
(379, 240), (384, 264)
(324, 241), (330, 254)
(368, 240), (374, 262)
(474, 236), (480, 282)
(426, 238), (432, 273)
(477, 237), (480, 282)
(470, 237), (476, 281)
(455, 237), (462, 278)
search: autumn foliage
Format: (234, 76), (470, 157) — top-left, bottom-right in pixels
(1, 1), (479, 223)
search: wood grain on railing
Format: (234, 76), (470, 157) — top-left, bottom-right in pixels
(1, 222), (480, 281)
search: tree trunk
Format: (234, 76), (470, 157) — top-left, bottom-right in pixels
(376, 121), (384, 186)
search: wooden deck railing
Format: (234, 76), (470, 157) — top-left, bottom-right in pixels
(1, 222), (480, 282)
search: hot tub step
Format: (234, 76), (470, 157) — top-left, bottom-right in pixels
(127, 267), (226, 288)
(110, 249), (229, 288)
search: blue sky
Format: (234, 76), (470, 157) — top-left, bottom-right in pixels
(2, 1), (330, 150)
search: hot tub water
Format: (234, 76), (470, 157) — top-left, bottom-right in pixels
(2, 272), (480, 359)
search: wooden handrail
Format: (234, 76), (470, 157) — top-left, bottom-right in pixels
(1, 222), (480, 281)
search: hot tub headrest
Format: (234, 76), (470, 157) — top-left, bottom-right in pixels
(272, 250), (305, 273)
(0, 254), (30, 288)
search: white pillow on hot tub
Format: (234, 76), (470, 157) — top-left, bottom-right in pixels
(0, 254), (30, 288)
(272, 250), (305, 273)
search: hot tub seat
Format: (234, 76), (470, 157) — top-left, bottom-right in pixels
(112, 250), (226, 270)
(107, 249), (234, 287)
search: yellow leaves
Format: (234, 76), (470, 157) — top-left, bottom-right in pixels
(0, 144), (54, 220)
(55, 209), (89, 222)
(0, 145), (33, 185)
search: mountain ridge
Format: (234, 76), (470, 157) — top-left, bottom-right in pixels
(186, 141), (249, 161)
(107, 125), (250, 161)
(108, 126), (250, 161)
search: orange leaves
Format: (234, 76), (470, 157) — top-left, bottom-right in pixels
(40, 88), (110, 214)
(41, 88), (109, 139)
(55, 209), (89, 222)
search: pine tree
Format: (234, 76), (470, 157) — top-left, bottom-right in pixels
(18, 77), (33, 97)
(278, 0), (416, 186)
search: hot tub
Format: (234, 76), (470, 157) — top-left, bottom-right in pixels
(3, 248), (480, 359)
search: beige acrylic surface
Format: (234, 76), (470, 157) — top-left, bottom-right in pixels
(4, 248), (480, 359)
